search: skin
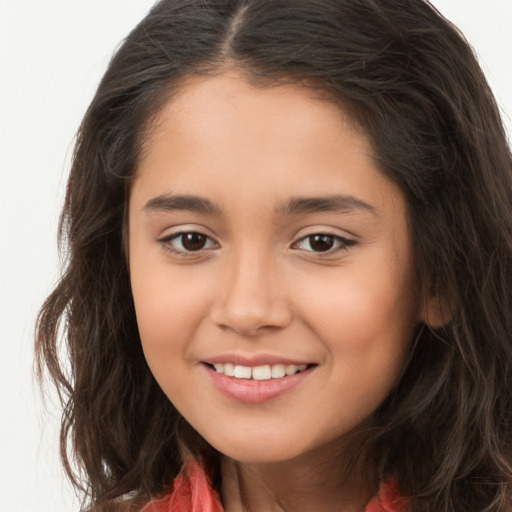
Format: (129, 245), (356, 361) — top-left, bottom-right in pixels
(128, 73), (430, 511)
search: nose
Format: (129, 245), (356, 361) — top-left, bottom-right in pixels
(209, 249), (293, 336)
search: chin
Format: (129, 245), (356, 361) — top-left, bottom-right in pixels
(200, 431), (302, 464)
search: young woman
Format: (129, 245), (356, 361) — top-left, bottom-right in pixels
(36, 1), (512, 511)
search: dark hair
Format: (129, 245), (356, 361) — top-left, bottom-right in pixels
(36, 1), (512, 510)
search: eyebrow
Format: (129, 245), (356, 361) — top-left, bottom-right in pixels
(143, 194), (222, 215)
(276, 195), (377, 216)
(143, 193), (377, 217)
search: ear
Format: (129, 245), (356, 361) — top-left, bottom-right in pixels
(419, 283), (455, 329)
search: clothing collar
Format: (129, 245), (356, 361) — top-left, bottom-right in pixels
(143, 458), (404, 512)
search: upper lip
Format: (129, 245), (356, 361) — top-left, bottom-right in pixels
(204, 354), (315, 367)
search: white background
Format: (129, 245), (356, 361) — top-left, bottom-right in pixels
(1, 1), (511, 510)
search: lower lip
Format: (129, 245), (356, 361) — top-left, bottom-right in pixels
(204, 365), (315, 404)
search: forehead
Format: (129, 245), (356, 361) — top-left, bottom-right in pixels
(148, 74), (364, 149)
(138, 74), (372, 177)
(132, 72), (405, 225)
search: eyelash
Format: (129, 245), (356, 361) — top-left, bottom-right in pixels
(158, 232), (218, 257)
(292, 233), (356, 255)
(158, 231), (355, 257)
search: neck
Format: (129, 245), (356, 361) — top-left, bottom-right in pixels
(221, 441), (378, 512)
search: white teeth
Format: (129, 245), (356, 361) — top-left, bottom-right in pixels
(252, 365), (272, 380)
(271, 364), (286, 378)
(285, 364), (298, 376)
(234, 365), (252, 379)
(211, 362), (309, 380)
(224, 363), (235, 376)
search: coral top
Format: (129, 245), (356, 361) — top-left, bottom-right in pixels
(143, 459), (403, 512)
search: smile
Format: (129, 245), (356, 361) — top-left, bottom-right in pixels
(211, 363), (308, 380)
(204, 361), (316, 403)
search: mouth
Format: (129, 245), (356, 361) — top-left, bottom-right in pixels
(205, 362), (312, 380)
(202, 361), (317, 403)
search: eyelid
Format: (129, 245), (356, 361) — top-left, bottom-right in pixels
(156, 223), (217, 243)
(291, 228), (357, 256)
(157, 226), (219, 257)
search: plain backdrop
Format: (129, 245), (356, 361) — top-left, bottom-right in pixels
(0, 1), (511, 511)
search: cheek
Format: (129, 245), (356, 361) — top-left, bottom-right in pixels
(129, 248), (211, 365)
(130, 269), (208, 403)
(296, 262), (418, 364)
(305, 268), (416, 430)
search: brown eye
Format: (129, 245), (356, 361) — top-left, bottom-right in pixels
(308, 235), (335, 252)
(180, 233), (209, 251)
(160, 231), (217, 254)
(294, 233), (355, 254)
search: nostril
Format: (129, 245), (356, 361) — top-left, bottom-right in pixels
(215, 322), (283, 338)
(209, 273), (292, 334)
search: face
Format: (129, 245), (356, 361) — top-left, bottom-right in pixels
(128, 73), (421, 464)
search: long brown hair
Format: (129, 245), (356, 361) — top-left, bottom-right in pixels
(36, 1), (512, 510)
